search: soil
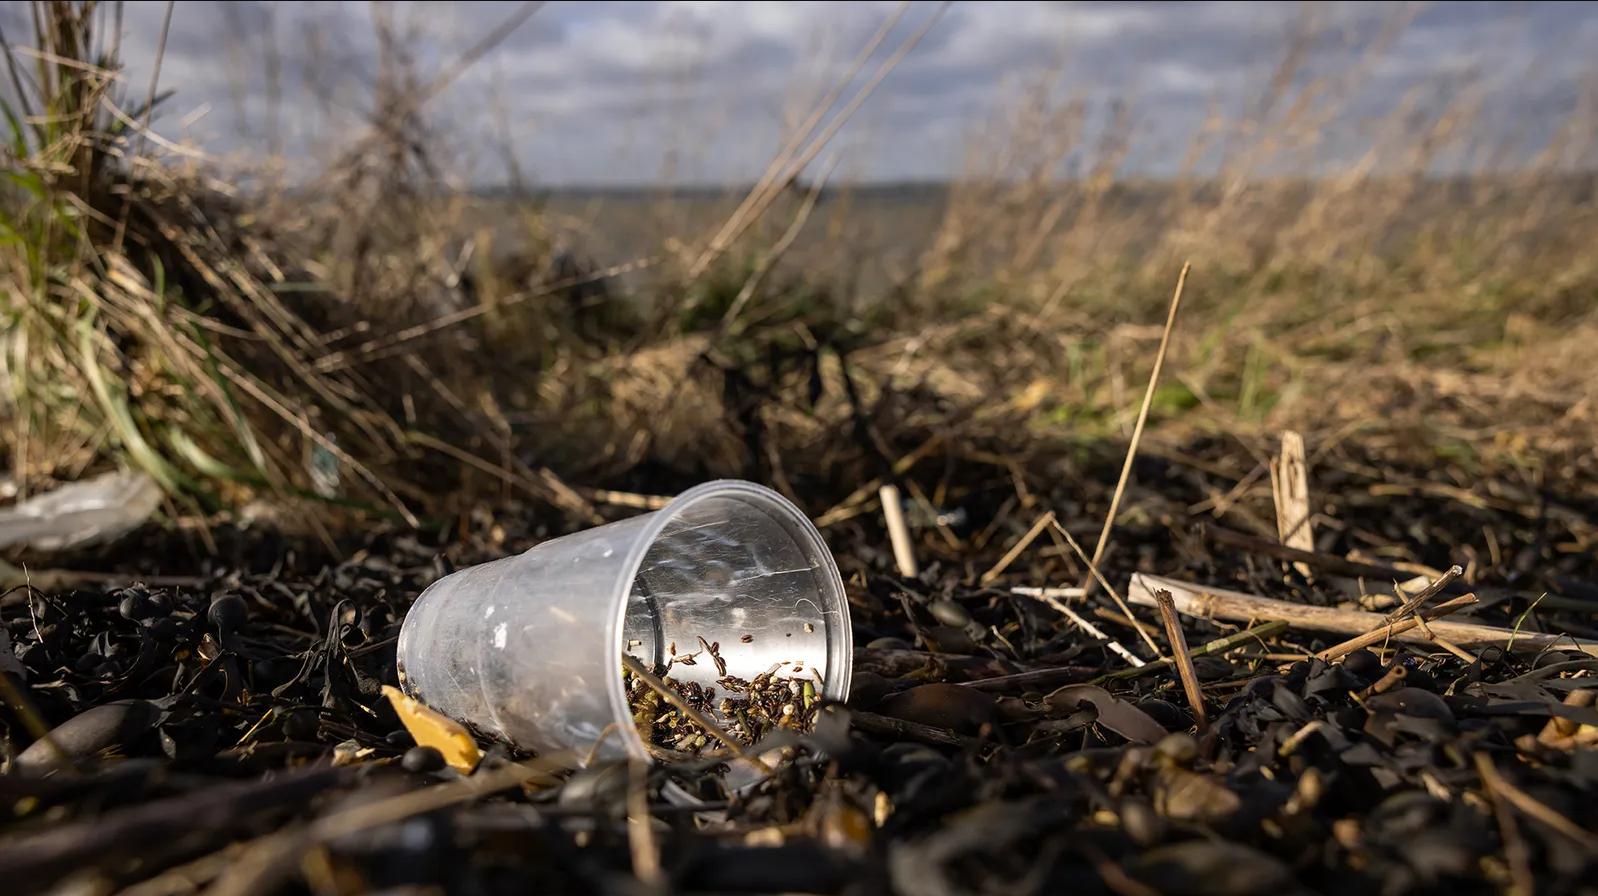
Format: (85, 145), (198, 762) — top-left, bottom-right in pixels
(3, 435), (1598, 896)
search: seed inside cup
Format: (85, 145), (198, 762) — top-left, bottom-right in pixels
(623, 638), (822, 759)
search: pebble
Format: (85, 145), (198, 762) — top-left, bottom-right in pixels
(401, 745), (447, 774)
(1340, 649), (1382, 681)
(118, 590), (154, 622)
(208, 593), (248, 635)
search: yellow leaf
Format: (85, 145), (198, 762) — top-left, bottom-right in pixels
(382, 685), (483, 774)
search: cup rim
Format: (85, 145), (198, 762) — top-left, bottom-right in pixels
(603, 478), (852, 763)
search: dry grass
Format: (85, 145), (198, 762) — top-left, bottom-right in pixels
(2, 1), (1596, 542)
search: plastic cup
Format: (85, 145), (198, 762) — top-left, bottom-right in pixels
(395, 479), (852, 774)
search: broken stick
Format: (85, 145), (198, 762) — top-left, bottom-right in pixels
(1127, 573), (1598, 657)
(1153, 589), (1209, 731)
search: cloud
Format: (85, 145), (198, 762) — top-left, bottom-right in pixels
(9, 0), (1594, 183)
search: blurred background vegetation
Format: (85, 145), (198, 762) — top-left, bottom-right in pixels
(1, 0), (1594, 541)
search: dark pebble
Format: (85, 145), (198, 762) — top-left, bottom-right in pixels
(14, 699), (161, 774)
(401, 745), (447, 774)
(145, 591), (174, 617)
(208, 593), (248, 634)
(386, 729), (415, 749)
(1341, 649), (1382, 681)
(119, 592), (153, 622)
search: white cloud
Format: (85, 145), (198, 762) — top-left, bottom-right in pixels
(39, 0), (1578, 183)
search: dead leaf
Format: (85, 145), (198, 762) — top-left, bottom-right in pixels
(382, 685), (483, 774)
(1044, 684), (1168, 744)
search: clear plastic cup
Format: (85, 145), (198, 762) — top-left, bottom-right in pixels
(395, 479), (852, 773)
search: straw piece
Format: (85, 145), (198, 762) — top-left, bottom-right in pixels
(879, 484), (919, 578)
(980, 511), (1053, 584)
(1012, 587), (1145, 668)
(620, 654), (766, 771)
(1153, 589), (1209, 731)
(1128, 573), (1598, 655)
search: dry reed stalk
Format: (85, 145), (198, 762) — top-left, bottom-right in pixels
(980, 511), (1054, 584)
(1313, 592), (1479, 661)
(1152, 589), (1209, 731)
(879, 484), (919, 579)
(684, 1), (950, 298)
(1270, 430), (1314, 577)
(1083, 262), (1189, 594)
(1127, 574), (1598, 655)
(1013, 588), (1145, 669)
(1050, 519), (1163, 658)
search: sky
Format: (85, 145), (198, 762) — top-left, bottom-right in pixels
(5, 1), (1595, 185)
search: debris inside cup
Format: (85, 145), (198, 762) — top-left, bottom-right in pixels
(624, 641), (822, 759)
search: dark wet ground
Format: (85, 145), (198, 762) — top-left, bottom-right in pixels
(4, 437), (1598, 896)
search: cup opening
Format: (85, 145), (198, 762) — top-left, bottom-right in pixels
(607, 481), (851, 772)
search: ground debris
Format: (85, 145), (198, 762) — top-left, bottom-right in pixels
(3, 435), (1598, 895)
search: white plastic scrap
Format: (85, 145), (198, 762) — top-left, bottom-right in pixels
(0, 470), (164, 553)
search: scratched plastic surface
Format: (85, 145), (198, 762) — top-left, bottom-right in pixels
(395, 480), (852, 765)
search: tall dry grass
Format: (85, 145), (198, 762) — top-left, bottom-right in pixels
(2, 1), (1595, 538)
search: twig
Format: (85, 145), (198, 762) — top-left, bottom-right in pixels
(584, 489), (673, 510)
(1094, 621), (1291, 683)
(815, 433), (945, 528)
(1051, 519), (1163, 658)
(980, 511), (1054, 583)
(1269, 430), (1315, 578)
(1477, 751), (1598, 852)
(849, 710), (981, 750)
(204, 755), (576, 896)
(880, 484), (919, 579)
(620, 654), (766, 770)
(1313, 593), (1480, 661)
(1203, 524), (1481, 598)
(684, 2), (949, 286)
(1153, 589), (1209, 731)
(1083, 262), (1189, 596)
(1381, 565), (1464, 624)
(627, 756), (662, 888)
(1410, 614), (1479, 663)
(311, 2), (548, 191)
(1012, 588), (1145, 668)
(1473, 753), (1534, 896)
(1129, 573), (1598, 655)
(1010, 586), (1086, 600)
(717, 155), (839, 334)
(956, 666), (1095, 691)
